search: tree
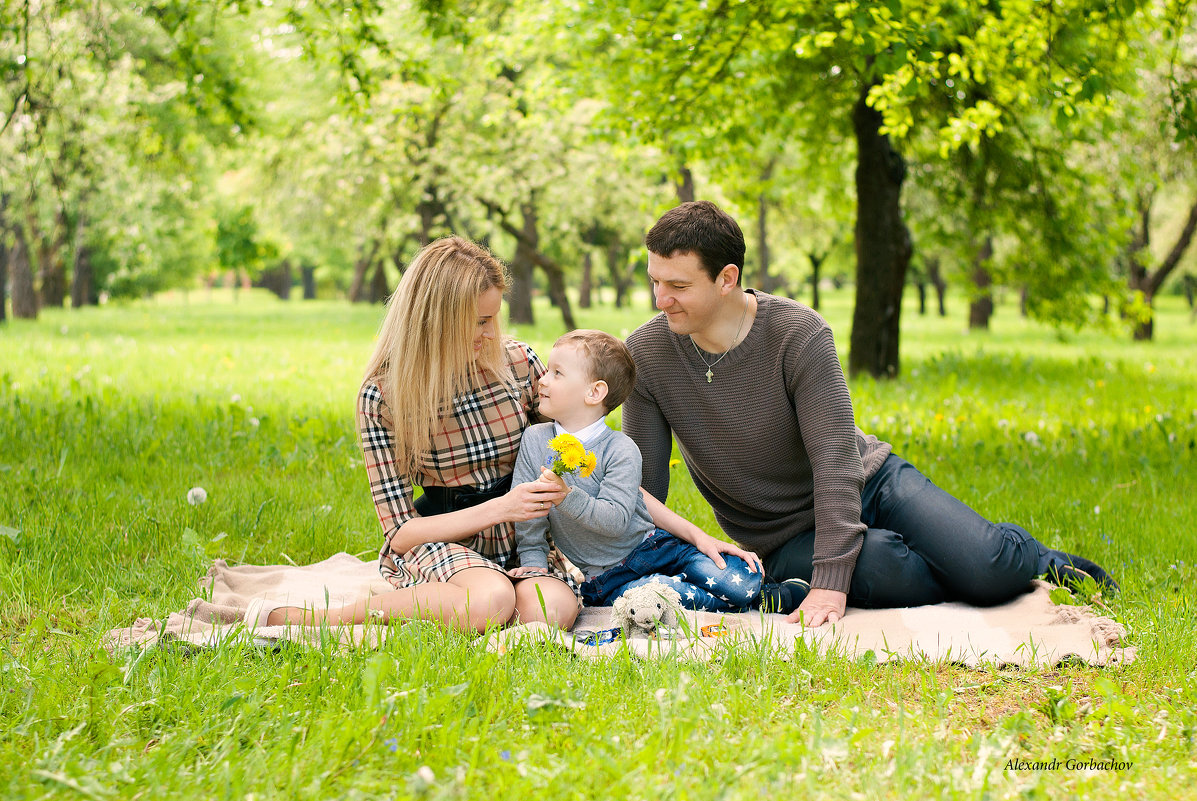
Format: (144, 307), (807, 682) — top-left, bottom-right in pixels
(1110, 5), (1197, 339)
(577, 0), (1155, 375)
(0, 1), (263, 312)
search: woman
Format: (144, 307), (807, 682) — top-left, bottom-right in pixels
(249, 237), (578, 632)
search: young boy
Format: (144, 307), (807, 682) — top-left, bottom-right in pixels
(508, 329), (808, 614)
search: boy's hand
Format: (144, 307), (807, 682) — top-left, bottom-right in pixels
(538, 467), (569, 494)
(508, 566), (550, 578)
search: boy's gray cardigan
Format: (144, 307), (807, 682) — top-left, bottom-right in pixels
(512, 422), (656, 579)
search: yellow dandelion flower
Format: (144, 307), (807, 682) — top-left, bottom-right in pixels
(548, 433), (587, 475)
(548, 433), (577, 452)
(579, 452), (598, 478)
(560, 442), (585, 470)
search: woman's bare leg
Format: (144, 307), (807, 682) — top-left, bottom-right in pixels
(513, 576), (579, 629)
(265, 568), (517, 634)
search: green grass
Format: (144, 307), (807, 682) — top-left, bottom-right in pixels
(2, 287), (1195, 799)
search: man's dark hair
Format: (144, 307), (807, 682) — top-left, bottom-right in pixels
(644, 200), (745, 284)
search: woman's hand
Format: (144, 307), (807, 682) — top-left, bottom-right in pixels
(498, 475), (569, 522)
(508, 566), (550, 578)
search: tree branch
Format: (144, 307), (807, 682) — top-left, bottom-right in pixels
(1148, 197), (1197, 296)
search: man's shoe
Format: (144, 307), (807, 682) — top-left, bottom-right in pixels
(1044, 550), (1119, 594)
(759, 578), (811, 614)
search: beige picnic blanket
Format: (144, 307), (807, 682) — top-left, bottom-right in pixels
(104, 552), (1134, 667)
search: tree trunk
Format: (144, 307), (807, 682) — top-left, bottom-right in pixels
(255, 261), (293, 300)
(348, 239), (381, 303)
(808, 251), (824, 311)
(279, 260), (292, 300)
(418, 197), (436, 247)
(1019, 286), (1029, 317)
(579, 251), (593, 308)
(0, 194), (9, 322)
(301, 264), (317, 300)
(507, 206), (536, 325)
(607, 243), (632, 309)
(70, 212), (94, 308)
(757, 193), (771, 291)
(926, 256), (947, 316)
(968, 238), (994, 330)
(1184, 275), (1195, 310)
(1129, 196), (1197, 341)
(37, 209), (68, 308)
(676, 165), (696, 203)
(484, 199), (577, 330)
(916, 280), (927, 315)
(368, 258), (389, 303)
(11, 224), (38, 319)
(512, 206), (576, 330)
(0, 229), (7, 324)
(848, 86), (911, 378)
(543, 260), (576, 330)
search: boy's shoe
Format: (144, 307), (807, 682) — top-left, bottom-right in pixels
(759, 578), (811, 614)
(1044, 550), (1120, 594)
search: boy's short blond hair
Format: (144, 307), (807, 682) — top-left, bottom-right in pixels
(554, 329), (636, 414)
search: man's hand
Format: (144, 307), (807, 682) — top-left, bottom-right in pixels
(508, 566), (550, 578)
(786, 588), (846, 627)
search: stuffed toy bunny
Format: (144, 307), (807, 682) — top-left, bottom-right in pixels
(610, 581), (683, 635)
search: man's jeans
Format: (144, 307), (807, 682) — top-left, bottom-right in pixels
(581, 529), (763, 612)
(764, 454), (1047, 607)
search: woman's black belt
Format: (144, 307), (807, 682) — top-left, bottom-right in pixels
(414, 474), (513, 516)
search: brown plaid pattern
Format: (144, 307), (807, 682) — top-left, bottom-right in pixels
(358, 340), (584, 597)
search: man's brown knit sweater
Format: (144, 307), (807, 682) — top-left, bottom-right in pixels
(624, 291), (891, 594)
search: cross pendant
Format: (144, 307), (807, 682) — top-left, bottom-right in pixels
(705, 369), (714, 383)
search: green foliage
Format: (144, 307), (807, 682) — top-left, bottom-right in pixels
(2, 0), (1195, 346)
(217, 205), (277, 277)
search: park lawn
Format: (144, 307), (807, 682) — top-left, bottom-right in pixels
(1, 288), (1195, 799)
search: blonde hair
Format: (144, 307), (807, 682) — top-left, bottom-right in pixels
(363, 236), (512, 474)
(554, 329), (636, 413)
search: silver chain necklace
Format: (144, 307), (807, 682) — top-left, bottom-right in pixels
(690, 295), (749, 383)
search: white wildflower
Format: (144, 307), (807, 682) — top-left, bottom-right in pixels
(187, 487), (208, 505)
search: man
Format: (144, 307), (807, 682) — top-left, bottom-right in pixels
(623, 201), (1117, 627)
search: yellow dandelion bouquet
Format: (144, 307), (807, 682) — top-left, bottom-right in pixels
(548, 432), (597, 479)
